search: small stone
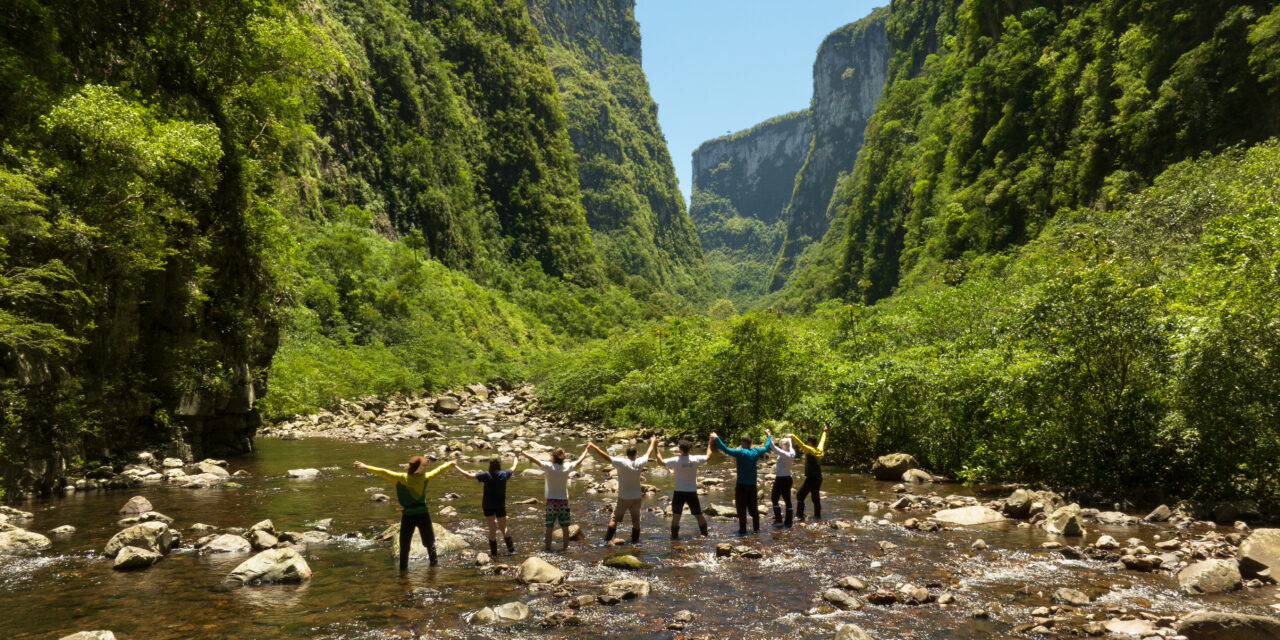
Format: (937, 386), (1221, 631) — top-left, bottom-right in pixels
(1053, 587), (1090, 606)
(971, 539), (987, 551)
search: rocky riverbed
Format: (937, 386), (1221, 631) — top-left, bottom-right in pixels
(3, 386), (1280, 639)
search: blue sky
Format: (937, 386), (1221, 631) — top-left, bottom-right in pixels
(635, 0), (884, 205)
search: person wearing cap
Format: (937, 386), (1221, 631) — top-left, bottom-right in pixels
(354, 455), (453, 569)
(452, 450), (520, 556)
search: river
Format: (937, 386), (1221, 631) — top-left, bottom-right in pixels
(3, 411), (1278, 639)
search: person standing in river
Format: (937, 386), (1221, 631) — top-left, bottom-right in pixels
(711, 428), (772, 535)
(451, 449), (520, 556)
(354, 455), (452, 569)
(518, 444), (591, 551)
(586, 436), (656, 544)
(769, 431), (797, 527)
(661, 435), (713, 539)
(787, 423), (828, 520)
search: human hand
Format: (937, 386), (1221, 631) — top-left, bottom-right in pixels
(765, 428), (772, 436)
(353, 461), (367, 470)
(823, 423), (829, 432)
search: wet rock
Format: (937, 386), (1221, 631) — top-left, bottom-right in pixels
(604, 578), (650, 599)
(119, 496), (153, 516)
(932, 506), (1005, 526)
(822, 587), (863, 610)
(865, 589), (898, 605)
(834, 623), (874, 640)
(1094, 535), (1120, 550)
(112, 546), (162, 571)
(1042, 504), (1086, 537)
(118, 511), (174, 527)
(225, 548), (312, 586)
(370, 493), (390, 502)
(435, 397), (461, 414)
(0, 506), (33, 520)
(835, 576), (866, 591)
(603, 554), (649, 570)
(900, 584), (931, 604)
(104, 521), (173, 557)
(540, 611), (581, 627)
(184, 462), (231, 479)
(673, 610), (695, 622)
(902, 469), (932, 484)
(475, 552), (491, 565)
(715, 543), (733, 557)
(492, 601), (529, 622)
(1177, 559), (1242, 594)
(1177, 612), (1280, 640)
(1052, 587), (1090, 606)
(551, 524), (583, 542)
(1095, 511), (1136, 526)
(287, 468), (319, 479)
(58, 633), (116, 640)
(312, 518), (333, 531)
(0, 528), (53, 556)
(1238, 528), (1280, 579)
(1002, 489), (1063, 518)
(201, 533), (252, 554)
(470, 607), (496, 625)
(1120, 554), (1160, 572)
(176, 473), (226, 488)
(970, 539), (988, 551)
(382, 522), (469, 558)
(161, 457), (185, 468)
(465, 384), (490, 400)
(249, 529), (279, 551)
(871, 453), (919, 481)
(878, 540), (898, 552)
(517, 557), (564, 584)
(49, 525), (76, 535)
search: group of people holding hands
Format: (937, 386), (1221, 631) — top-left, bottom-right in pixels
(354, 424), (828, 571)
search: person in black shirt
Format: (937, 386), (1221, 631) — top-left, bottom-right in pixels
(452, 448), (519, 555)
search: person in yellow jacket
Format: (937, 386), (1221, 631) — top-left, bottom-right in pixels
(354, 455), (451, 569)
(786, 423), (827, 520)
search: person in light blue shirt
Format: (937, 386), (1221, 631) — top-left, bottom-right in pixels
(711, 429), (772, 535)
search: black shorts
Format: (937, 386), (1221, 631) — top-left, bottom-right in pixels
(672, 491), (702, 516)
(482, 504), (507, 518)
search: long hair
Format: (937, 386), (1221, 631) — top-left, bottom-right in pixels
(551, 447), (566, 465)
(406, 455), (427, 475)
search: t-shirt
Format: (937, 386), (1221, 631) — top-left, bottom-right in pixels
(771, 438), (796, 477)
(714, 436), (772, 486)
(540, 460), (578, 500)
(662, 455), (707, 493)
(611, 455), (649, 500)
(475, 469), (513, 508)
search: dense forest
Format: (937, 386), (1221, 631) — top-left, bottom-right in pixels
(3, 0), (1280, 508)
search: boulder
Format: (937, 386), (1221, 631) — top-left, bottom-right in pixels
(605, 578), (650, 599)
(1003, 489), (1063, 518)
(287, 468), (319, 479)
(434, 397), (460, 414)
(184, 462), (230, 479)
(492, 601), (529, 622)
(470, 607), (496, 625)
(384, 522), (469, 559)
(931, 506), (1005, 526)
(1177, 559), (1242, 595)
(119, 496), (153, 516)
(835, 624), (874, 640)
(551, 524), (584, 542)
(176, 473), (226, 488)
(902, 469), (932, 484)
(58, 633), (116, 640)
(465, 384), (490, 400)
(1042, 504), (1086, 537)
(1105, 619), (1158, 636)
(1145, 504), (1172, 522)
(1178, 612), (1280, 640)
(822, 588), (862, 610)
(1239, 528), (1280, 578)
(112, 546), (162, 571)
(104, 521), (173, 557)
(517, 557), (564, 584)
(49, 525), (76, 535)
(871, 453), (919, 481)
(201, 533), (252, 554)
(225, 548), (312, 586)
(0, 528), (53, 556)
(603, 554), (649, 570)
(1052, 587), (1090, 606)
(249, 529), (279, 551)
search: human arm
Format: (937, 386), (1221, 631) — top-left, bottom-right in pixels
(705, 434), (714, 459)
(355, 461), (407, 485)
(518, 449), (545, 465)
(585, 441), (612, 461)
(643, 435), (657, 460)
(815, 428), (827, 456)
(711, 433), (734, 456)
(510, 449), (520, 473)
(755, 435), (772, 455)
(789, 435), (819, 457)
(424, 461), (453, 479)
(450, 461), (478, 479)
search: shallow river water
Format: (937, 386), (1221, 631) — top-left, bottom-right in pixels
(4, 416), (1279, 639)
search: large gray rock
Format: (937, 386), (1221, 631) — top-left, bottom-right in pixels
(1042, 504), (1086, 537)
(58, 633), (117, 640)
(176, 472), (226, 488)
(1177, 559), (1243, 595)
(517, 557), (564, 584)
(0, 528), (53, 556)
(931, 506), (1005, 526)
(1145, 504), (1172, 522)
(1003, 488), (1063, 518)
(112, 546), (162, 571)
(434, 397), (461, 414)
(184, 462), (230, 479)
(249, 529), (279, 551)
(835, 624), (874, 640)
(902, 468), (932, 484)
(201, 533), (252, 554)
(225, 548), (312, 586)
(871, 453), (918, 481)
(383, 522), (469, 558)
(822, 588), (862, 610)
(470, 607), (496, 625)
(1239, 528), (1280, 578)
(119, 496), (153, 516)
(603, 554), (649, 570)
(104, 521), (173, 557)
(492, 601), (529, 622)
(1178, 612), (1280, 640)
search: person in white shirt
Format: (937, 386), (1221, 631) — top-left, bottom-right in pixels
(660, 435), (713, 539)
(587, 435), (655, 544)
(519, 444), (590, 551)
(769, 431), (796, 527)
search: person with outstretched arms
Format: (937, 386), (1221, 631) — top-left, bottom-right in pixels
(518, 444), (591, 551)
(711, 428), (772, 535)
(451, 450), (520, 556)
(769, 433), (797, 527)
(587, 435), (656, 544)
(661, 435), (713, 539)
(354, 455), (452, 569)
(788, 423), (828, 520)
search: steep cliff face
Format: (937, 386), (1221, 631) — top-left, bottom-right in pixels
(768, 8), (889, 292)
(526, 0), (710, 300)
(689, 111), (810, 307)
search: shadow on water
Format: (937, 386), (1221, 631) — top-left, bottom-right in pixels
(4, 421), (1279, 639)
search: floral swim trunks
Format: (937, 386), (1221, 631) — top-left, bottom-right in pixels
(545, 498), (570, 527)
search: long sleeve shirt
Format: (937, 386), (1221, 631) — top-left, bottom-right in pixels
(713, 435), (771, 486)
(365, 463), (451, 515)
(792, 431), (827, 478)
(770, 438), (796, 477)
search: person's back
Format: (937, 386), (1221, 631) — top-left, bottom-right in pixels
(476, 468), (513, 511)
(662, 437), (712, 539)
(712, 431), (773, 535)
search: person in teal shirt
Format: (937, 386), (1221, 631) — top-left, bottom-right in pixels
(711, 429), (772, 535)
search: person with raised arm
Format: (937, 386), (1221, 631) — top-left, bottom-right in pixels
(586, 435), (656, 544)
(787, 423), (828, 520)
(518, 444), (591, 551)
(451, 449), (520, 556)
(711, 428), (772, 535)
(354, 455), (453, 569)
(661, 435), (713, 539)
(769, 430), (797, 527)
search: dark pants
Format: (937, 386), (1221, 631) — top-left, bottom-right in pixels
(399, 511), (436, 570)
(771, 475), (793, 526)
(795, 476), (822, 519)
(734, 483), (760, 534)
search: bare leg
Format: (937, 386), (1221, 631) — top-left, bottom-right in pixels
(558, 523), (570, 551)
(544, 527), (553, 551)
